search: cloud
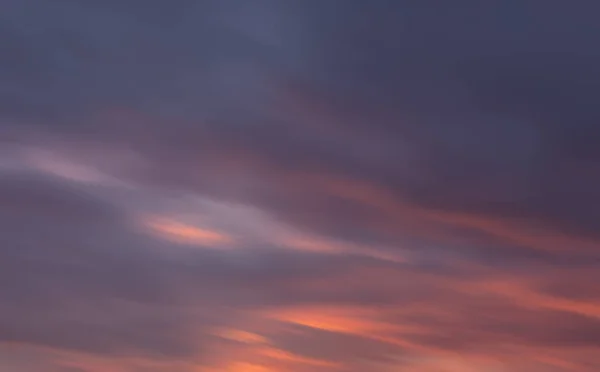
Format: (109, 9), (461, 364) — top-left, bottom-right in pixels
(1, 1), (600, 371)
(1, 166), (600, 371)
(0, 168), (407, 367)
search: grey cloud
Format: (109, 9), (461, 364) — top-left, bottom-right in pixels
(2, 0), (599, 259)
(0, 170), (405, 359)
(0, 171), (198, 358)
(1, 2), (600, 369)
(3, 8), (600, 308)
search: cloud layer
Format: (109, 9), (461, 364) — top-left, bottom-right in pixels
(1, 1), (599, 371)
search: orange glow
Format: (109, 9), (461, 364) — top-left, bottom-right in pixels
(258, 305), (434, 354)
(261, 305), (387, 333)
(142, 216), (233, 246)
(223, 362), (272, 372)
(258, 347), (341, 367)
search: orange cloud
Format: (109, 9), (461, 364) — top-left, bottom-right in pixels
(258, 346), (341, 368)
(142, 216), (233, 246)
(221, 362), (272, 372)
(258, 304), (440, 354)
(293, 172), (600, 255)
(466, 278), (600, 319)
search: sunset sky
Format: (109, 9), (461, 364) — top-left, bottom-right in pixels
(1, 1), (600, 371)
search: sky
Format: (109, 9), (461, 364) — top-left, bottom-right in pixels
(0, 1), (599, 371)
